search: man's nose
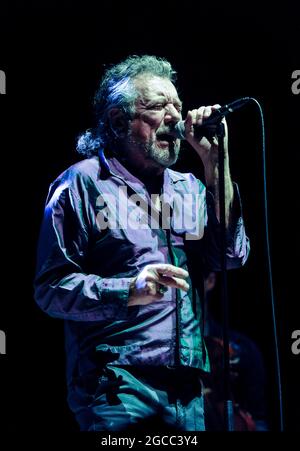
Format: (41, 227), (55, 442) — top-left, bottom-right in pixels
(164, 104), (181, 123)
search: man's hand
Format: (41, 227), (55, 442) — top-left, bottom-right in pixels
(128, 264), (189, 306)
(183, 105), (229, 185)
(184, 105), (234, 225)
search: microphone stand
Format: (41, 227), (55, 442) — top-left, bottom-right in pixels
(215, 120), (234, 431)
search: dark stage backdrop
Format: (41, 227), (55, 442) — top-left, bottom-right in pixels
(0, 0), (299, 440)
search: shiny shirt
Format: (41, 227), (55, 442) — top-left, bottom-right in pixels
(34, 154), (249, 409)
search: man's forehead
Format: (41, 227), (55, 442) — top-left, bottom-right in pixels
(133, 75), (180, 101)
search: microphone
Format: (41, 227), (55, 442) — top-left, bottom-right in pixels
(173, 97), (251, 140)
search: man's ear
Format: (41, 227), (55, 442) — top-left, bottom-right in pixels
(107, 108), (128, 138)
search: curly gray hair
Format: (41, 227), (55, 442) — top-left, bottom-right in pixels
(76, 55), (177, 157)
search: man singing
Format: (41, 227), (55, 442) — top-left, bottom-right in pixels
(34, 55), (249, 431)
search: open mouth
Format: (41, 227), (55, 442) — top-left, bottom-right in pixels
(156, 133), (176, 146)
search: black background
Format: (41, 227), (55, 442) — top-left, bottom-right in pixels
(0, 0), (299, 439)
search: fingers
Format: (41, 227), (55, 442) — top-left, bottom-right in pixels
(145, 264), (190, 292)
(145, 280), (165, 297)
(128, 264), (190, 307)
(192, 106), (213, 125)
(185, 110), (193, 131)
(183, 104), (229, 158)
(186, 104), (222, 127)
(153, 263), (189, 279)
(146, 274), (190, 292)
(159, 276), (190, 292)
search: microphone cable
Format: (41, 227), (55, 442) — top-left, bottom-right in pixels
(248, 97), (284, 431)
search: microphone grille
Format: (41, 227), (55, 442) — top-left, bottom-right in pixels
(174, 121), (186, 140)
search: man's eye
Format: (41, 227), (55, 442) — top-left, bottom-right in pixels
(150, 104), (164, 110)
(149, 103), (182, 112)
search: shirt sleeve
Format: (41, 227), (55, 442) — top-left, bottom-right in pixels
(203, 181), (250, 271)
(34, 180), (132, 322)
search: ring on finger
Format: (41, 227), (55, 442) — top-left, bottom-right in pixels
(157, 285), (168, 294)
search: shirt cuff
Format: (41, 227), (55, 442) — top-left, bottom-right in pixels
(97, 277), (133, 319)
(206, 181), (243, 230)
(206, 181), (249, 267)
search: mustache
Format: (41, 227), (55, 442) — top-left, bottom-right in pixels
(156, 127), (178, 139)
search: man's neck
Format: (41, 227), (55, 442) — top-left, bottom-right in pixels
(143, 174), (164, 196)
(118, 158), (164, 195)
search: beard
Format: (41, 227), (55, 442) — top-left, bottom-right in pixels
(126, 133), (181, 169)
